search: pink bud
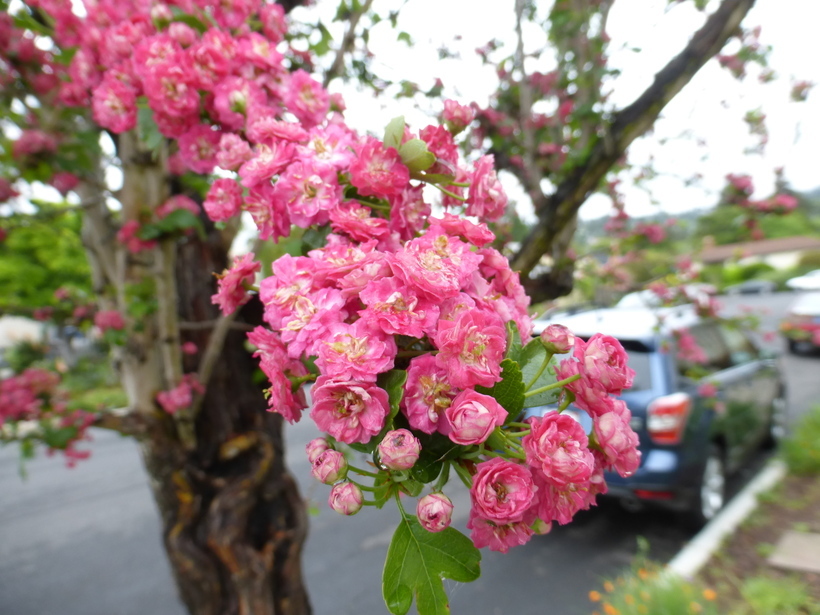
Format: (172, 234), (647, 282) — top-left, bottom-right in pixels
(377, 429), (421, 471)
(540, 324), (575, 354)
(328, 481), (363, 515)
(416, 493), (454, 532)
(311, 449), (348, 485)
(306, 437), (330, 464)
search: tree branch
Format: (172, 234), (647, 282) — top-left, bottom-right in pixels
(322, 0), (376, 88)
(511, 0), (755, 301)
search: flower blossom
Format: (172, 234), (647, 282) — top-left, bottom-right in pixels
(211, 252), (261, 315)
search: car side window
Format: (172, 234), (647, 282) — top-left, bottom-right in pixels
(676, 323), (732, 376)
(719, 325), (759, 365)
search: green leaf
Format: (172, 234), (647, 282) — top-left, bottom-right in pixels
(384, 116), (405, 151)
(171, 13), (208, 33)
(475, 358), (524, 420)
(417, 172), (455, 184)
(301, 226), (332, 254)
(398, 139), (436, 174)
(137, 107), (164, 151)
(504, 320), (523, 363)
(42, 425), (78, 450)
(397, 31), (413, 45)
(383, 516), (481, 615)
(379, 369), (407, 422)
(519, 338), (561, 408)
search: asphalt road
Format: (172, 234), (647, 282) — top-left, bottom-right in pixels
(1, 292), (817, 615)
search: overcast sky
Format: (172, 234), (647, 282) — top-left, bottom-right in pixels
(306, 0), (819, 221)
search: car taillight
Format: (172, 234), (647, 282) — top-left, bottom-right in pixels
(647, 392), (692, 445)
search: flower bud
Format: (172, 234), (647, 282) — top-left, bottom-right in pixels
(540, 324), (575, 354)
(306, 437), (330, 464)
(328, 481), (363, 515)
(377, 429), (421, 470)
(416, 493), (454, 532)
(311, 449), (348, 485)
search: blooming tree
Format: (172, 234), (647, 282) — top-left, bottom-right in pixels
(0, 0), (793, 613)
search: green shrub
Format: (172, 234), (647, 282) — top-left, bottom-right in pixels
(781, 405), (820, 475)
(4, 340), (48, 374)
(738, 575), (817, 615)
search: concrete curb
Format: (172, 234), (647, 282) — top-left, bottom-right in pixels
(667, 459), (788, 578)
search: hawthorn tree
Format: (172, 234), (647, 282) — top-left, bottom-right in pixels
(0, 0), (800, 614)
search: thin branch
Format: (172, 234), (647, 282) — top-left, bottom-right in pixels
(323, 0), (376, 88)
(191, 309), (238, 420)
(511, 0), (755, 300)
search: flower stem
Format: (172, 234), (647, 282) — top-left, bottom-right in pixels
(525, 350), (554, 391)
(348, 480), (379, 492)
(349, 466), (381, 479)
(523, 373), (581, 398)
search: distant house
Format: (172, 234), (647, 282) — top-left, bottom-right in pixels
(699, 235), (820, 269)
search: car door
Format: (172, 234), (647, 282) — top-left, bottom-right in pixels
(718, 323), (779, 449)
(681, 323), (758, 473)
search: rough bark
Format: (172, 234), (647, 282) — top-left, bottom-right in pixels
(84, 131), (311, 614)
(511, 0), (756, 303)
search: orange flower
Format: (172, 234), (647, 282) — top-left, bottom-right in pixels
(603, 603), (620, 615)
(603, 581), (615, 593)
(589, 591), (602, 602)
(702, 588), (717, 601)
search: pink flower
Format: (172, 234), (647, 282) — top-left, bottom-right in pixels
(428, 214), (495, 247)
(272, 157), (340, 227)
(388, 185), (430, 241)
(204, 178), (243, 222)
(442, 389), (507, 446)
(178, 125), (221, 174)
(575, 334), (635, 395)
(434, 309), (506, 389)
(593, 410), (640, 478)
(283, 70), (330, 128)
(212, 76), (265, 131)
(359, 277), (439, 339)
(94, 310), (125, 331)
(328, 481), (363, 515)
(675, 328), (708, 365)
(156, 374), (203, 415)
(539, 324), (575, 354)
(349, 136), (410, 198)
(216, 133), (253, 171)
(531, 470), (596, 525)
(311, 449), (348, 484)
(377, 429), (421, 471)
(390, 229), (483, 301)
(248, 326), (308, 423)
(523, 413), (594, 487)
(442, 99), (475, 134)
(156, 195), (200, 219)
(245, 183), (291, 242)
(278, 288), (348, 359)
(467, 155), (507, 220)
(117, 221), (157, 254)
(91, 77), (137, 134)
(417, 493), (454, 532)
(310, 376), (390, 444)
(49, 172), (80, 196)
(467, 512), (534, 553)
(143, 58), (200, 120)
(329, 201), (390, 243)
(401, 354), (458, 434)
(697, 382), (718, 398)
(470, 457), (536, 524)
(315, 320), (396, 383)
(181, 342), (198, 355)
(238, 141), (295, 188)
(211, 253), (261, 316)
(306, 437), (330, 464)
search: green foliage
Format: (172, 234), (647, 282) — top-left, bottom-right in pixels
(4, 339), (47, 373)
(781, 405), (820, 475)
(0, 206), (91, 312)
(737, 575), (817, 615)
(475, 358), (525, 421)
(518, 338), (561, 408)
(382, 514), (481, 615)
(590, 562), (720, 615)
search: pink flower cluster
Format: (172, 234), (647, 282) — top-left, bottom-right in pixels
(0, 368), (92, 466)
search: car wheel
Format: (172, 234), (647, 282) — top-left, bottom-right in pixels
(763, 392), (788, 449)
(787, 339), (800, 355)
(689, 444), (726, 527)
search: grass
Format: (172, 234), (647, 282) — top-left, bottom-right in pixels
(589, 405), (820, 615)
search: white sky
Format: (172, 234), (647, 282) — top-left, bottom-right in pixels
(303, 0), (820, 221)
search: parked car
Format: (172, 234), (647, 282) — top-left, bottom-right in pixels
(723, 279), (777, 295)
(785, 269), (820, 291)
(780, 292), (820, 355)
(529, 306), (785, 524)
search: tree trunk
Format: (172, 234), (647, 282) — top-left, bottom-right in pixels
(138, 232), (311, 615)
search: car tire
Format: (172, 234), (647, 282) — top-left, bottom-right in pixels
(688, 444), (726, 528)
(787, 339), (801, 355)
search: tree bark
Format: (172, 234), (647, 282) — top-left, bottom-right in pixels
(136, 233), (311, 615)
